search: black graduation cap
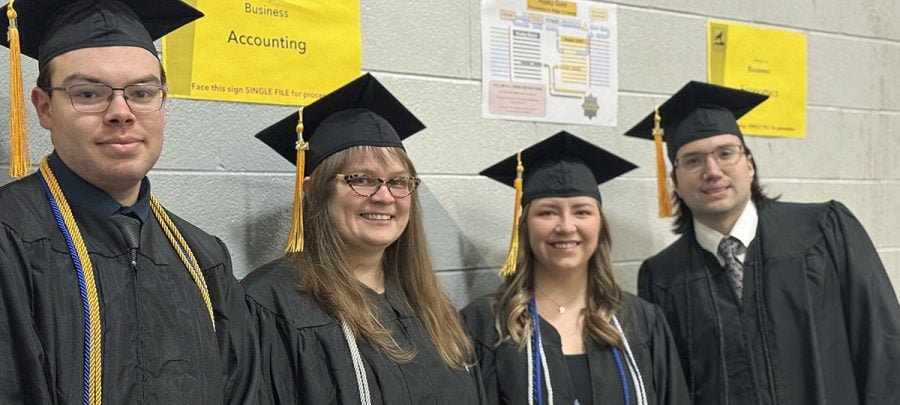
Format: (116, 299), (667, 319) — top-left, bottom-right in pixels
(481, 131), (636, 276)
(1, 0), (203, 67)
(623, 81), (768, 162)
(481, 131), (636, 205)
(255, 72), (426, 174)
(254, 73), (425, 253)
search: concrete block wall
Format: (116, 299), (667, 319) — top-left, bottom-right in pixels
(2, 0), (898, 306)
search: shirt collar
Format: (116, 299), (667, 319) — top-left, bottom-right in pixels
(48, 152), (152, 222)
(693, 198), (758, 257)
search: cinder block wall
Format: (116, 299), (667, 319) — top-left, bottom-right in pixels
(2, 0), (898, 306)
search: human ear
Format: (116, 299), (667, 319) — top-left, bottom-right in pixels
(31, 87), (53, 130)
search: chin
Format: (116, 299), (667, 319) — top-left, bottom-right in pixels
(362, 236), (401, 250)
(105, 166), (151, 183)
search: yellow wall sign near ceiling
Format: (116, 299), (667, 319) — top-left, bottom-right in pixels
(162, 0), (361, 106)
(708, 20), (807, 138)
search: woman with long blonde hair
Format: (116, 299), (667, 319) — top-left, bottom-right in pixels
(462, 131), (689, 405)
(243, 74), (484, 404)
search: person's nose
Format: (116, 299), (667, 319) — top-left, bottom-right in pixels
(104, 91), (135, 125)
(368, 181), (396, 203)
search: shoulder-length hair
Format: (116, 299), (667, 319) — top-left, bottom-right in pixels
(288, 145), (473, 370)
(492, 200), (624, 349)
(671, 149), (779, 235)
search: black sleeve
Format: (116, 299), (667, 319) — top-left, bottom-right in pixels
(638, 260), (656, 303)
(648, 303), (692, 405)
(0, 225), (52, 403)
(826, 201), (900, 404)
(247, 295), (345, 404)
(460, 304), (501, 405)
(205, 238), (260, 405)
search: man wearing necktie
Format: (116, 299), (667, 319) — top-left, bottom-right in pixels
(0, 0), (258, 403)
(627, 81), (900, 405)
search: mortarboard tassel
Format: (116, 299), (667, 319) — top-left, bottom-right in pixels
(653, 106), (672, 217)
(7, 0), (29, 178)
(285, 107), (307, 253)
(499, 151), (524, 277)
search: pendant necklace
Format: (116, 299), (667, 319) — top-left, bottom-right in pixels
(536, 287), (579, 314)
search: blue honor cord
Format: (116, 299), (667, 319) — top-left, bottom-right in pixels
(39, 173), (92, 405)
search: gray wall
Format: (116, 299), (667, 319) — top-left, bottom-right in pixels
(2, 0), (898, 307)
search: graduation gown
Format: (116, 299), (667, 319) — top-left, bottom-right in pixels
(0, 156), (258, 404)
(638, 200), (900, 405)
(243, 257), (486, 404)
(460, 293), (691, 405)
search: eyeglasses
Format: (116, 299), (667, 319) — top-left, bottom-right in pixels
(674, 144), (747, 173)
(43, 83), (167, 113)
(336, 174), (420, 198)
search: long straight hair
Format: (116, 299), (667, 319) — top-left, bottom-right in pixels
(493, 201), (624, 349)
(289, 145), (473, 369)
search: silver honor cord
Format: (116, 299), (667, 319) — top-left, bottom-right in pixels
(612, 315), (648, 405)
(341, 320), (372, 405)
(526, 331), (555, 405)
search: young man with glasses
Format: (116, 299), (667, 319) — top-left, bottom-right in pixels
(626, 81), (900, 405)
(0, 0), (257, 403)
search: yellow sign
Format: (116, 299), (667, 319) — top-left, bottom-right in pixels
(162, 0), (361, 106)
(708, 20), (807, 138)
(527, 0), (577, 16)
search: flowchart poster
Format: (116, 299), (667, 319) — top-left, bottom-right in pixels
(162, 0), (361, 106)
(708, 20), (807, 138)
(482, 0), (618, 125)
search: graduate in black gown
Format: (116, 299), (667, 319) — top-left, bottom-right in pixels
(243, 73), (486, 404)
(0, 0), (258, 403)
(461, 131), (691, 405)
(625, 81), (900, 404)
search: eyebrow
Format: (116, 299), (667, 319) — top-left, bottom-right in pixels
(677, 143), (741, 157)
(60, 73), (162, 87)
(344, 168), (411, 177)
(531, 201), (561, 210)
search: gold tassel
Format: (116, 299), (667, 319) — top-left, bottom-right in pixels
(285, 107), (307, 253)
(653, 106), (672, 217)
(499, 151), (524, 277)
(7, 1), (29, 179)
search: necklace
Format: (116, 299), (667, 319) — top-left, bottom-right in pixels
(536, 287), (580, 314)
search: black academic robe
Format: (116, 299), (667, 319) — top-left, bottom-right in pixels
(243, 257), (486, 404)
(639, 200), (900, 405)
(460, 293), (691, 405)
(0, 161), (258, 404)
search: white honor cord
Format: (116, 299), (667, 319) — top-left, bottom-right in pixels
(612, 315), (648, 405)
(341, 320), (372, 405)
(526, 332), (555, 405)
(527, 338), (534, 405)
(539, 337), (555, 405)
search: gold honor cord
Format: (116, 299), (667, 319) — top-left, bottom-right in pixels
(38, 156), (217, 404)
(39, 160), (103, 404)
(149, 196), (215, 330)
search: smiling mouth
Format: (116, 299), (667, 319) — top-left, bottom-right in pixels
(704, 185), (730, 195)
(360, 213), (393, 220)
(551, 242), (580, 249)
(99, 139), (142, 149)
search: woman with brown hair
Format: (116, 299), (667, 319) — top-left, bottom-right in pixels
(462, 131), (690, 405)
(243, 74), (484, 404)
